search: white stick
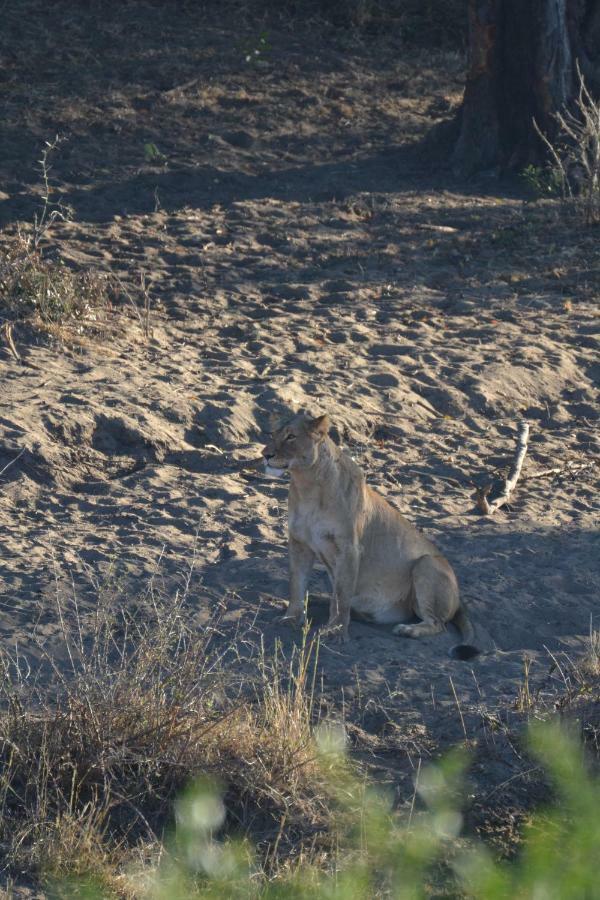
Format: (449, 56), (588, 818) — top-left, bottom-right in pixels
(0, 447), (26, 479)
(476, 421), (530, 515)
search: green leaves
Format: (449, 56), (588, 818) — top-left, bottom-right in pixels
(52, 720), (600, 899)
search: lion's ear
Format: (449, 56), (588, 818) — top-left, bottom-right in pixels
(307, 414), (329, 436)
(268, 411), (280, 430)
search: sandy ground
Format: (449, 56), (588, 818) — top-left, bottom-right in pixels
(1, 1), (599, 853)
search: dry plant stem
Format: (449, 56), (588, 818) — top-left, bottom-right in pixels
(534, 61), (600, 224)
(416, 223), (459, 234)
(527, 466), (564, 479)
(516, 655), (534, 712)
(526, 461), (595, 480)
(449, 675), (467, 740)
(533, 117), (570, 194)
(476, 421), (530, 515)
(1, 322), (21, 362)
(31, 135), (68, 251)
(482, 766), (542, 802)
(408, 757), (422, 831)
(0, 447), (26, 479)
(140, 272), (152, 340)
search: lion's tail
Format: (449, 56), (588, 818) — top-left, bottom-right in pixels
(449, 604), (480, 661)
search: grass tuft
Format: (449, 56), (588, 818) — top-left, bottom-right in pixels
(0, 235), (112, 338)
(0, 575), (331, 891)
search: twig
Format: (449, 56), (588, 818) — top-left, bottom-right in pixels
(417, 223), (459, 234)
(140, 272), (152, 340)
(449, 675), (467, 740)
(526, 461), (595, 480)
(543, 645), (571, 691)
(0, 447), (26, 479)
(268, 811), (288, 868)
(111, 789), (159, 844)
(408, 757), (422, 831)
(526, 466), (563, 479)
(162, 76), (201, 96)
(1, 322), (21, 362)
(482, 766), (542, 802)
(475, 421), (530, 515)
(407, 467), (465, 489)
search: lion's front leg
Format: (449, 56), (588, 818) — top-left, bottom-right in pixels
(323, 546), (359, 643)
(284, 537), (315, 626)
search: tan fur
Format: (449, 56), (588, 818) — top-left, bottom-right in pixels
(262, 411), (477, 651)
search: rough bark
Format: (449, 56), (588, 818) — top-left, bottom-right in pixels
(453, 0), (600, 175)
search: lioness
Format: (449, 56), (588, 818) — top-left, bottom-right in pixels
(262, 411), (478, 659)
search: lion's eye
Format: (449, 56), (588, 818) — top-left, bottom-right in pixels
(285, 434), (295, 442)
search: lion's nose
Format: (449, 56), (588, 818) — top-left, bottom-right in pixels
(262, 447), (274, 460)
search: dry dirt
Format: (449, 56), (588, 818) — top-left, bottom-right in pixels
(1, 0), (599, 858)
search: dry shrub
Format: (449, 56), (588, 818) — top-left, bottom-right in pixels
(0, 235), (113, 338)
(27, 809), (123, 897)
(582, 626), (600, 678)
(535, 65), (600, 225)
(212, 637), (329, 839)
(0, 133), (116, 341)
(0, 585), (214, 884)
(0, 576), (330, 891)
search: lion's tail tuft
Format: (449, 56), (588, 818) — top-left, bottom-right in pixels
(449, 604), (480, 661)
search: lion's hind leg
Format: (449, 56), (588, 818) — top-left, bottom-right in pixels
(392, 554), (457, 639)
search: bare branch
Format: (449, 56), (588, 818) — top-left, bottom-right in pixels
(475, 421), (530, 515)
(533, 64), (600, 223)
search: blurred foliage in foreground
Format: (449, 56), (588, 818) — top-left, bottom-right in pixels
(54, 720), (600, 899)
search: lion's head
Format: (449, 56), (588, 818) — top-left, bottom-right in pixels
(262, 411), (329, 477)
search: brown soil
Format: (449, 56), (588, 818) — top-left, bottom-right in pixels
(1, 0), (599, 876)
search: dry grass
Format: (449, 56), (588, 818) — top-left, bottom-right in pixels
(582, 625), (600, 678)
(514, 655), (536, 714)
(0, 235), (113, 340)
(0, 135), (115, 344)
(0, 572), (333, 894)
(535, 64), (600, 225)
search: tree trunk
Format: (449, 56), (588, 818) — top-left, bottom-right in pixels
(453, 0), (600, 175)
